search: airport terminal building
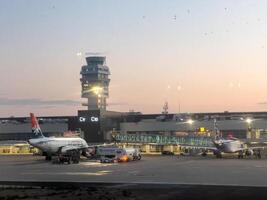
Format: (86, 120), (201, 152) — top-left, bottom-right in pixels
(1, 56), (267, 153)
(1, 110), (267, 152)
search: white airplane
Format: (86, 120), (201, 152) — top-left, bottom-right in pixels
(211, 135), (264, 158)
(28, 113), (88, 160)
(180, 135), (265, 158)
(181, 119), (264, 159)
(181, 135), (264, 159)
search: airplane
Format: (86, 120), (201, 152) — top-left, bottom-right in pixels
(28, 113), (89, 161)
(180, 119), (264, 159)
(211, 134), (264, 159)
(180, 135), (264, 159)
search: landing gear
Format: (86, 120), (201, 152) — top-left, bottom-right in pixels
(54, 150), (80, 164)
(201, 151), (207, 157)
(45, 155), (52, 161)
(43, 152), (52, 161)
(57, 154), (71, 164)
(71, 150), (80, 164)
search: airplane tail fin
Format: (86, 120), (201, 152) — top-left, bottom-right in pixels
(30, 113), (45, 138)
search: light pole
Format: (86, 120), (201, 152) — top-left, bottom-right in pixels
(186, 119), (194, 134)
(245, 118), (252, 139)
(177, 85), (182, 114)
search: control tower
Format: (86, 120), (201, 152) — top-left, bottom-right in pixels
(80, 56), (110, 110)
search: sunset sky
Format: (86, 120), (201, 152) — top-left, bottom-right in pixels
(1, 0), (267, 117)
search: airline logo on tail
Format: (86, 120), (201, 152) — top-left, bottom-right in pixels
(30, 113), (44, 138)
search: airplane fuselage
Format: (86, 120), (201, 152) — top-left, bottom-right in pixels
(29, 137), (88, 154)
(214, 139), (245, 153)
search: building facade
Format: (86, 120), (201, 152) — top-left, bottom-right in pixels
(2, 111), (267, 144)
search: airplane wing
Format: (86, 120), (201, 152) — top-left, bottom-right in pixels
(179, 144), (217, 151)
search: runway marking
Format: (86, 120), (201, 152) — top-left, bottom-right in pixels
(22, 170), (112, 176)
(254, 165), (267, 168)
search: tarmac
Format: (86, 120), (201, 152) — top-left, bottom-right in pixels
(1, 154), (267, 186)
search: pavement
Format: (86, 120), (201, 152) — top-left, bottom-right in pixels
(1, 154), (267, 187)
